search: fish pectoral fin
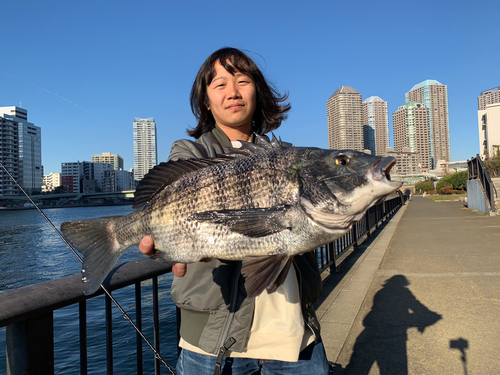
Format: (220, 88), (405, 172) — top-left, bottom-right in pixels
(241, 254), (292, 298)
(189, 206), (291, 238)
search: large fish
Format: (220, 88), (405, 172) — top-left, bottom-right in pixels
(61, 136), (401, 296)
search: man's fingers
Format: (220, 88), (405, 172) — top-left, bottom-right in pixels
(139, 235), (154, 255)
(172, 263), (187, 277)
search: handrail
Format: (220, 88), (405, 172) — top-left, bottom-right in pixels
(1, 259), (172, 375)
(467, 154), (497, 211)
(0, 258), (171, 327)
(316, 195), (402, 274)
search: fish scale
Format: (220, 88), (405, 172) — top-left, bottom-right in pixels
(61, 139), (401, 296)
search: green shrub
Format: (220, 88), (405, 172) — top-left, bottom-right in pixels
(436, 177), (451, 191)
(437, 171), (468, 192)
(415, 181), (434, 194)
(447, 171), (468, 190)
(485, 160), (500, 177)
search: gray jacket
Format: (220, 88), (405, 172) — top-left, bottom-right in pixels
(169, 127), (323, 355)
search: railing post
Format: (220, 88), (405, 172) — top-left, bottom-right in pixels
(352, 221), (358, 249)
(328, 242), (338, 273)
(6, 312), (54, 375)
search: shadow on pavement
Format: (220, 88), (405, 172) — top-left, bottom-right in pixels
(341, 275), (442, 375)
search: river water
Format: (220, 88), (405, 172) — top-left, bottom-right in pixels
(0, 205), (178, 374)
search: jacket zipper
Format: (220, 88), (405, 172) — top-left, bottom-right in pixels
(213, 261), (242, 374)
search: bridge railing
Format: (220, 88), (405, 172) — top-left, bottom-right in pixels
(467, 154), (497, 211)
(1, 194), (402, 375)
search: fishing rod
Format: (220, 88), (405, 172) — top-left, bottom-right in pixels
(0, 161), (176, 374)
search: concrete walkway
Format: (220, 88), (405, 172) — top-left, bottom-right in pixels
(317, 196), (500, 374)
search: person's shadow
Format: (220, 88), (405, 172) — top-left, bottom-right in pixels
(342, 275), (442, 375)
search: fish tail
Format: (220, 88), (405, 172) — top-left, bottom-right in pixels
(61, 216), (125, 295)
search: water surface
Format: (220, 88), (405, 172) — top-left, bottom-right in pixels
(0, 206), (178, 373)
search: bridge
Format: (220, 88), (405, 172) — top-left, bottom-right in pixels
(0, 191), (135, 208)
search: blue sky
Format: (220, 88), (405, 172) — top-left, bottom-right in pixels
(1, 0), (499, 174)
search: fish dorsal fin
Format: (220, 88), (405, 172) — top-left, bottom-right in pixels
(133, 157), (232, 209)
(224, 132), (286, 156)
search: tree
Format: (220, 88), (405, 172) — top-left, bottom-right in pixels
(447, 171), (468, 190)
(414, 181), (434, 194)
(436, 171), (468, 193)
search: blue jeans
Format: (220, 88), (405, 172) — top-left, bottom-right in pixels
(176, 339), (330, 375)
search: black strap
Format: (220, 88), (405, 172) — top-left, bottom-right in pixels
(213, 337), (236, 375)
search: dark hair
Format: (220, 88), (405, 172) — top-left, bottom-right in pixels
(188, 47), (291, 139)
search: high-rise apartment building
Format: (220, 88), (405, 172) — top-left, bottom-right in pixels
(0, 106), (42, 194)
(362, 96), (389, 156)
(0, 115), (20, 195)
(133, 117), (157, 182)
(393, 102), (430, 171)
(478, 86), (500, 111)
(384, 146), (420, 175)
(405, 80), (450, 168)
(327, 87), (363, 151)
(478, 87), (500, 159)
(92, 152), (124, 170)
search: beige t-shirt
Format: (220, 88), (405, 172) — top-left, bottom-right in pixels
(179, 266), (315, 362)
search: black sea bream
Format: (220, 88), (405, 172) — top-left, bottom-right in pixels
(61, 136), (402, 296)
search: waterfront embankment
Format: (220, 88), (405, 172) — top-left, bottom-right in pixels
(317, 196), (500, 374)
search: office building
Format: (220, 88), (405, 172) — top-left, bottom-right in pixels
(133, 117), (157, 182)
(93, 162), (114, 192)
(92, 152), (124, 171)
(393, 102), (430, 171)
(362, 96), (389, 156)
(61, 161), (93, 193)
(405, 80), (450, 168)
(0, 106), (42, 194)
(478, 100), (500, 159)
(116, 169), (134, 191)
(42, 172), (61, 193)
(327, 87), (363, 151)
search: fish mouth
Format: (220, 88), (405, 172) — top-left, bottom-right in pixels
(367, 156), (401, 188)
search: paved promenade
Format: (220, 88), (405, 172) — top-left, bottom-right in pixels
(316, 195), (500, 374)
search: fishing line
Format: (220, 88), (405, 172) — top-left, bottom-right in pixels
(0, 68), (111, 126)
(0, 161), (176, 374)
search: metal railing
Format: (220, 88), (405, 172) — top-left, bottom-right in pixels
(1, 259), (174, 375)
(1, 195), (402, 375)
(467, 154), (497, 211)
(316, 195), (402, 273)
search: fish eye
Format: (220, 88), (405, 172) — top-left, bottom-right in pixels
(335, 155), (350, 166)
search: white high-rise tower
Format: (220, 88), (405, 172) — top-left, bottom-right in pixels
(133, 117), (157, 182)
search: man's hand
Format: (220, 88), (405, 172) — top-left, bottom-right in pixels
(139, 235), (187, 277)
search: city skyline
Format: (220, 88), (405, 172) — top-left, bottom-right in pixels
(1, 1), (499, 174)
